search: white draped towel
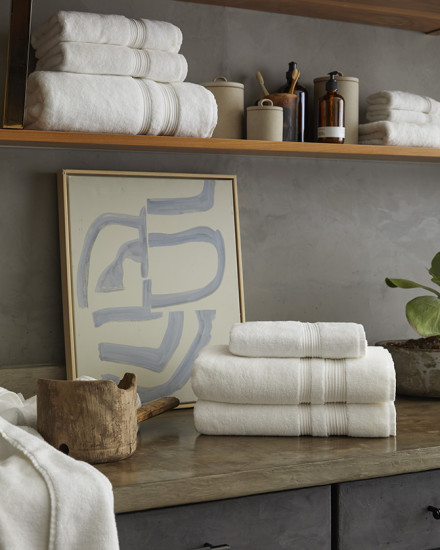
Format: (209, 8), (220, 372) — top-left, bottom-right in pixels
(0, 388), (119, 550)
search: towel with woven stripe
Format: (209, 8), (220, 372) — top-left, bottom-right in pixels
(229, 321), (367, 359)
(191, 345), (395, 405)
(193, 400), (396, 437)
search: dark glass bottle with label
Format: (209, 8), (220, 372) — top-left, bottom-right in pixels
(278, 61), (308, 142)
(317, 71), (345, 144)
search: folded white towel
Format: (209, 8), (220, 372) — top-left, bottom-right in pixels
(358, 121), (440, 147)
(366, 106), (440, 125)
(0, 389), (119, 550)
(32, 11), (183, 58)
(36, 42), (188, 82)
(24, 71), (217, 137)
(191, 345), (395, 405)
(229, 321), (367, 358)
(366, 90), (440, 116)
(193, 400), (396, 437)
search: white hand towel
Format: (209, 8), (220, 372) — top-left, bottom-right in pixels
(0, 389), (119, 550)
(24, 71), (217, 137)
(191, 345), (395, 405)
(366, 106), (440, 125)
(366, 90), (440, 116)
(193, 400), (396, 437)
(36, 42), (188, 82)
(358, 121), (440, 147)
(32, 11), (183, 58)
(229, 321), (367, 358)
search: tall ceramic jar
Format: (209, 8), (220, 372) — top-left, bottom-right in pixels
(313, 73), (359, 144)
(202, 76), (244, 139)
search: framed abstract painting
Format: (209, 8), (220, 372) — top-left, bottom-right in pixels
(58, 170), (244, 405)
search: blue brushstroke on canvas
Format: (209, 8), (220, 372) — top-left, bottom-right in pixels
(98, 311), (184, 371)
(147, 179), (215, 215)
(102, 309), (215, 401)
(148, 226), (225, 307)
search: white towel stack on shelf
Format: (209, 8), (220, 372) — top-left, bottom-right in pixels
(24, 11), (217, 137)
(191, 321), (396, 437)
(358, 90), (440, 147)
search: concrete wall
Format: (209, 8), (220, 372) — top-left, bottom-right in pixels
(1, 0), (440, 367)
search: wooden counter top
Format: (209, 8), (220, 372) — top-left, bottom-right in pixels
(96, 397), (440, 514)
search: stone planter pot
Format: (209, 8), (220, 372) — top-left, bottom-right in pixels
(378, 340), (440, 398)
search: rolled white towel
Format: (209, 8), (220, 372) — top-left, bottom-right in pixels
(229, 321), (367, 358)
(32, 11), (183, 58)
(36, 42), (188, 82)
(358, 121), (440, 147)
(366, 107), (440, 125)
(193, 400), (396, 437)
(191, 345), (395, 405)
(366, 90), (440, 116)
(24, 71), (217, 137)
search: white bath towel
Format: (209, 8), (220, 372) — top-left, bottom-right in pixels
(358, 121), (440, 147)
(0, 389), (119, 550)
(229, 321), (367, 358)
(193, 400), (396, 437)
(32, 11), (183, 58)
(24, 71), (217, 137)
(36, 42), (188, 82)
(191, 345), (395, 405)
(366, 91), (440, 116)
(366, 107), (440, 125)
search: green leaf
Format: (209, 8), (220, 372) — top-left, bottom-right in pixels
(429, 252), (440, 279)
(385, 278), (440, 297)
(431, 276), (440, 287)
(406, 295), (440, 337)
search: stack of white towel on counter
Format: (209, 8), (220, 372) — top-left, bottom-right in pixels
(191, 321), (396, 437)
(24, 10), (217, 136)
(359, 90), (440, 147)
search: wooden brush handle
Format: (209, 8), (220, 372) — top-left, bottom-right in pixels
(136, 396), (180, 423)
(288, 68), (300, 94)
(256, 71), (270, 97)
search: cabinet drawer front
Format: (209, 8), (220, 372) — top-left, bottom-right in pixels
(337, 469), (440, 550)
(117, 486), (331, 550)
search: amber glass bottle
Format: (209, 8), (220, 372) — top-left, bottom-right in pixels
(278, 61), (308, 142)
(317, 71), (345, 144)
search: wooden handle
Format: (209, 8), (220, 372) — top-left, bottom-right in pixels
(136, 396), (180, 423)
(288, 68), (300, 94)
(256, 71), (270, 97)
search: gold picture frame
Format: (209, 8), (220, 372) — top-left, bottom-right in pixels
(58, 169), (245, 405)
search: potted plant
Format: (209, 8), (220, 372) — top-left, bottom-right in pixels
(380, 251), (440, 397)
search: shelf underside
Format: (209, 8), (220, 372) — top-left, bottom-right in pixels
(1, 129), (440, 163)
(175, 0), (440, 34)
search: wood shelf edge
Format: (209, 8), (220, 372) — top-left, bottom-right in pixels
(1, 129), (440, 162)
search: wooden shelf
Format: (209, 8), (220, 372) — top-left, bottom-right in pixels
(175, 0), (440, 34)
(1, 128), (440, 163)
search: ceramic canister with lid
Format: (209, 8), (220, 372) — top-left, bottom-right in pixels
(247, 99), (283, 141)
(313, 73), (359, 144)
(202, 76), (244, 139)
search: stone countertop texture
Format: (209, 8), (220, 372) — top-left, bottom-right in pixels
(96, 397), (440, 514)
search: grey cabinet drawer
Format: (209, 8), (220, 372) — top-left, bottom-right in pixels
(337, 469), (440, 550)
(116, 485), (331, 550)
